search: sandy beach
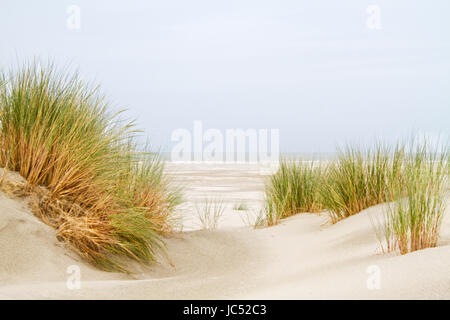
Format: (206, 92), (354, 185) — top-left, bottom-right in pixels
(1, 1), (450, 308)
(1, 163), (449, 300)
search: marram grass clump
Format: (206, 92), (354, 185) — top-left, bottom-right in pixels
(264, 159), (324, 225)
(0, 61), (181, 272)
(264, 140), (448, 256)
(195, 197), (226, 230)
(375, 143), (448, 254)
(320, 144), (404, 223)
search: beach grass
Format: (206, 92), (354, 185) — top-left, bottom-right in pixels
(264, 139), (448, 255)
(195, 197), (226, 230)
(376, 143), (448, 254)
(233, 202), (249, 211)
(239, 209), (266, 228)
(0, 60), (181, 272)
(264, 159), (324, 225)
(320, 144), (404, 223)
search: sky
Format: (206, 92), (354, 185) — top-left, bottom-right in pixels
(1, 0), (449, 154)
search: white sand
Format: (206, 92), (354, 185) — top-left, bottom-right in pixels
(0, 163), (449, 299)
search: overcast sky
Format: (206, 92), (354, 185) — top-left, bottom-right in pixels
(1, 0), (449, 153)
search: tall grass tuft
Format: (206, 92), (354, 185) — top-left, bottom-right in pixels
(377, 143), (448, 254)
(264, 159), (324, 225)
(0, 61), (181, 272)
(320, 144), (404, 223)
(195, 197), (225, 230)
(233, 202), (248, 211)
(239, 209), (267, 229)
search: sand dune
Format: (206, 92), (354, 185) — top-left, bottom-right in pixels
(0, 164), (449, 299)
